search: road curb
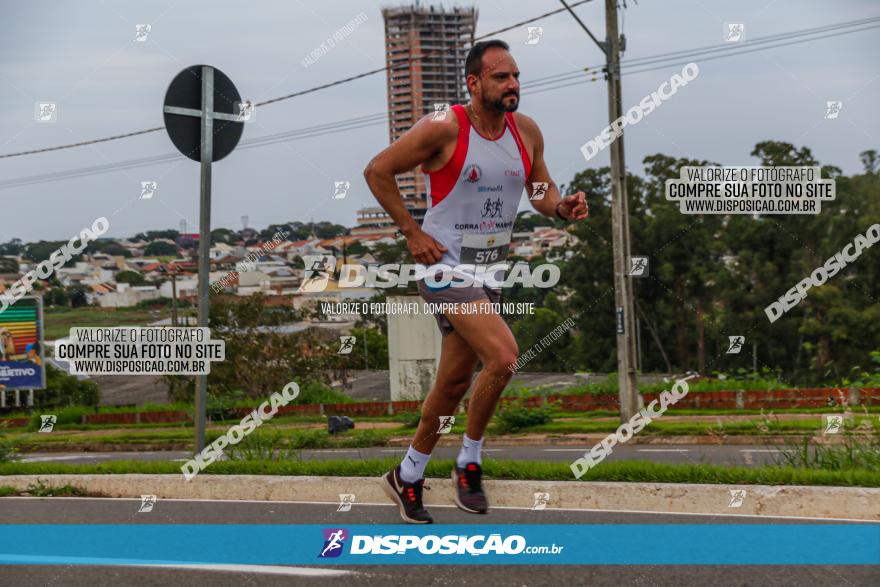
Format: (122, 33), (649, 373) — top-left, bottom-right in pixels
(3, 474), (878, 521)
(16, 434), (850, 453)
(387, 434), (843, 446)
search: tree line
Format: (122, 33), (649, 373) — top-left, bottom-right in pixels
(507, 141), (879, 385)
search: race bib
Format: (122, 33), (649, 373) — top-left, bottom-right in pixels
(460, 231), (511, 265)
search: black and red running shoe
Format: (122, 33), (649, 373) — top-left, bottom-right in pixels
(381, 465), (433, 524)
(452, 462), (489, 514)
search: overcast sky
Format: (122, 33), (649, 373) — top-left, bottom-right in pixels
(1, 0), (877, 242)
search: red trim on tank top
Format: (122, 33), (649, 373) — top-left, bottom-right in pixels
(506, 112), (532, 180)
(425, 104), (470, 207)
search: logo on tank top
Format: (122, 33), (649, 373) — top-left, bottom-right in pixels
(481, 197), (503, 218)
(463, 164), (482, 183)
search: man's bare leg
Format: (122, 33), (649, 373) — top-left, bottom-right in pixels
(438, 298), (518, 514)
(381, 326), (480, 524)
(442, 299), (519, 441)
(411, 329), (480, 453)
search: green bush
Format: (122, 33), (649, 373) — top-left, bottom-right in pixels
(287, 429), (329, 449)
(24, 480), (89, 497)
(206, 390), (246, 422)
(494, 399), (558, 434)
(26, 405), (95, 431)
(204, 382), (353, 422)
(504, 368), (795, 399)
(226, 429), (302, 461)
(840, 351), (880, 388)
(776, 419), (880, 470)
(38, 363), (100, 408)
(288, 381), (353, 405)
(0, 435), (18, 462)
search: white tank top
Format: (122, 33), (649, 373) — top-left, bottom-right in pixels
(418, 104), (532, 287)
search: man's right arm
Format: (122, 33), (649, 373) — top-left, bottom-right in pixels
(363, 114), (457, 263)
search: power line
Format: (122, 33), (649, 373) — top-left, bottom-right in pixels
(1, 78), (597, 189)
(622, 16), (880, 67)
(524, 19), (880, 93)
(620, 16), (880, 70)
(474, 0), (595, 39)
(0, 126), (165, 159)
(1, 16), (875, 187)
(0, 0), (595, 160)
(621, 21), (880, 75)
(0, 114), (391, 189)
(2, 11), (871, 161)
(521, 16), (880, 90)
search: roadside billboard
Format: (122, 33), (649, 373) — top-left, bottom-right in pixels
(0, 296), (46, 390)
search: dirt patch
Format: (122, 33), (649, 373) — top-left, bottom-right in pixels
(557, 414), (823, 424)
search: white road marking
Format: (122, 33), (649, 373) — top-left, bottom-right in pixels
(139, 563), (355, 576)
(636, 449), (690, 453)
(380, 448), (502, 452)
(0, 555), (355, 576)
(483, 505), (880, 524)
(740, 449), (781, 453)
(12, 496), (878, 524)
(19, 452), (190, 462)
(20, 455), (97, 462)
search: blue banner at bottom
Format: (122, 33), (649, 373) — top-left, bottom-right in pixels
(0, 525), (878, 565)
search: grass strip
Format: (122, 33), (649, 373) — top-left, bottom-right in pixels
(5, 402), (876, 423)
(7, 418), (874, 452)
(1, 459), (878, 487)
(10, 428), (400, 450)
(0, 481), (99, 497)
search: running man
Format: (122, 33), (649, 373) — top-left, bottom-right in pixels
(363, 39), (588, 524)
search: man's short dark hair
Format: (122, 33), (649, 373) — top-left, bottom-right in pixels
(465, 39), (510, 79)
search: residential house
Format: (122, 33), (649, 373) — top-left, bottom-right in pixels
(92, 282), (160, 308)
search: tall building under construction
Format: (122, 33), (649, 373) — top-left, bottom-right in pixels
(355, 4), (477, 236)
(380, 4), (477, 216)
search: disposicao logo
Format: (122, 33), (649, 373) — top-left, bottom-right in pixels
(319, 528), (348, 558)
(316, 530), (561, 557)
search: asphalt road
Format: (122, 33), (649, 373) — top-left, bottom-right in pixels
(17, 444), (795, 467)
(0, 497), (876, 586)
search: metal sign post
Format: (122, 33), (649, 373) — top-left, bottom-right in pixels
(195, 66), (213, 453)
(163, 65), (245, 452)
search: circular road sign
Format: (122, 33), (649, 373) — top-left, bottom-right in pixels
(163, 65), (244, 162)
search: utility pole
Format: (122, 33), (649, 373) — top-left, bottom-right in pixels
(560, 0), (639, 421)
(170, 267), (178, 327)
(363, 333), (369, 371)
(604, 0), (639, 421)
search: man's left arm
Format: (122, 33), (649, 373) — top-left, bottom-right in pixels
(518, 115), (588, 222)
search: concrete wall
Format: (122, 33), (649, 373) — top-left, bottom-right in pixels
(387, 294), (442, 400)
(97, 286), (159, 308)
(159, 279), (197, 298)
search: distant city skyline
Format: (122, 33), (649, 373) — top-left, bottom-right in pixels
(1, 0), (877, 242)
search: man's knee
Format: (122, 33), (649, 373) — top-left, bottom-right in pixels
(425, 374), (471, 405)
(444, 378), (471, 399)
(484, 345), (519, 376)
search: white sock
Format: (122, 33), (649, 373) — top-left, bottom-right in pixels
(399, 445), (431, 483)
(456, 434), (483, 468)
